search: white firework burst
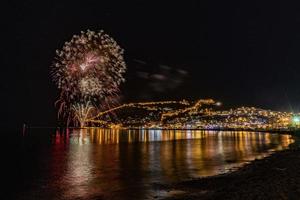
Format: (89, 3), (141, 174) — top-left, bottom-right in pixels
(51, 30), (126, 126)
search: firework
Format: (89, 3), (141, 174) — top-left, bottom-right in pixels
(72, 101), (94, 127)
(51, 30), (126, 126)
(79, 77), (103, 97)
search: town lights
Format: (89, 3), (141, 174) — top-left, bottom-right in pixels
(216, 102), (222, 106)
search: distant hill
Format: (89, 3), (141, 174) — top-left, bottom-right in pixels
(86, 99), (297, 130)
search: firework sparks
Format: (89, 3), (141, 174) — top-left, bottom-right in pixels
(72, 101), (94, 128)
(79, 77), (102, 97)
(51, 30), (126, 126)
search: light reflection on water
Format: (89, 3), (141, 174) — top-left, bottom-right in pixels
(20, 129), (294, 200)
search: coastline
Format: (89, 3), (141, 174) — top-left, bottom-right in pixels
(118, 127), (300, 134)
(26, 126), (300, 133)
(159, 137), (300, 200)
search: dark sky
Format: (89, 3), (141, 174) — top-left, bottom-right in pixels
(2, 0), (300, 128)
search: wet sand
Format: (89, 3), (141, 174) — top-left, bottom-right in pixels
(160, 140), (300, 200)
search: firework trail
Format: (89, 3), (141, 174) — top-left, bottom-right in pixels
(51, 30), (126, 126)
(72, 101), (94, 127)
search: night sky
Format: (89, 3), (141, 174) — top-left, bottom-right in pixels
(2, 1), (300, 128)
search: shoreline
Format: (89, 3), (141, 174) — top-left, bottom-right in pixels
(159, 139), (300, 200)
(25, 126), (300, 134)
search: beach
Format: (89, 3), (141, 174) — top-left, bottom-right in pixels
(160, 136), (300, 200)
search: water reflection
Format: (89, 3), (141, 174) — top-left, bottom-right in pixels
(21, 129), (294, 200)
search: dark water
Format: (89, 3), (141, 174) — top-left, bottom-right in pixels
(11, 129), (294, 199)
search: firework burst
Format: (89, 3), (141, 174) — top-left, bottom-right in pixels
(72, 101), (94, 127)
(51, 30), (126, 126)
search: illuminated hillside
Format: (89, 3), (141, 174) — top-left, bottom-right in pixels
(84, 99), (300, 130)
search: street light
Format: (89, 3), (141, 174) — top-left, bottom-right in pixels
(292, 116), (300, 128)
